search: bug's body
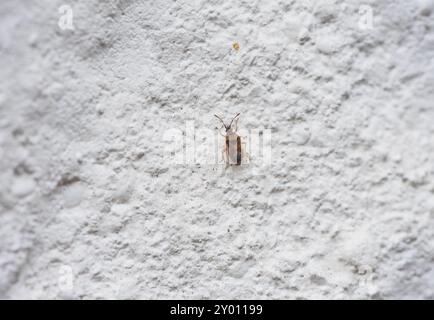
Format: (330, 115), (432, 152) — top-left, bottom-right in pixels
(225, 133), (242, 165)
(215, 113), (243, 166)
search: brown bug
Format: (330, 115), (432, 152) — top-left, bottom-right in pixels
(214, 113), (243, 166)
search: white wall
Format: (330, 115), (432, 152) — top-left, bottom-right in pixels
(0, 0), (433, 299)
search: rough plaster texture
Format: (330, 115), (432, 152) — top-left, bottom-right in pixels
(1, 0), (434, 299)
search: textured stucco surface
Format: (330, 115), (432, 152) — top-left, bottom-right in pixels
(1, 0), (434, 299)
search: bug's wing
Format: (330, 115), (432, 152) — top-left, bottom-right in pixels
(227, 135), (241, 165)
(236, 136), (242, 165)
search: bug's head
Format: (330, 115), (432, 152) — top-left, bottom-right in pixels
(214, 113), (240, 133)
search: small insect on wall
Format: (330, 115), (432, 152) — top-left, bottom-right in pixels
(214, 113), (246, 166)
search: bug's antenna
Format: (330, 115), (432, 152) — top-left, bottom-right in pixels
(228, 113), (240, 128)
(214, 114), (227, 128)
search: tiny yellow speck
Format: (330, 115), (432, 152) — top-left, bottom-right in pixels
(232, 42), (240, 52)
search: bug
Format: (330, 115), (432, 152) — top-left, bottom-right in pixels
(214, 113), (244, 166)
